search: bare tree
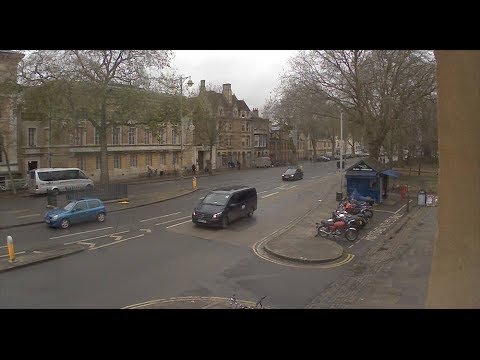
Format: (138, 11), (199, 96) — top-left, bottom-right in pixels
(286, 50), (436, 160)
(20, 50), (173, 184)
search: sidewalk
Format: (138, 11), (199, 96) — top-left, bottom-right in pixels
(0, 186), (199, 230)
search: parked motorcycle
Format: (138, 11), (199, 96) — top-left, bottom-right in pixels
(315, 216), (359, 242)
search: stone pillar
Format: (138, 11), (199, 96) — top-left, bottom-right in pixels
(426, 51), (480, 308)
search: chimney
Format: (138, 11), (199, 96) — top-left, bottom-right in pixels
(222, 83), (232, 104)
(199, 80), (206, 93)
(252, 108), (259, 117)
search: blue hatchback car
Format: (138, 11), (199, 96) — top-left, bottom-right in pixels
(45, 198), (107, 229)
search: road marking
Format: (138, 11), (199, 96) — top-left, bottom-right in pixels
(89, 234), (145, 250)
(0, 251), (26, 258)
(285, 185), (298, 190)
(155, 216), (191, 226)
(110, 235), (123, 241)
(275, 185), (288, 189)
(50, 227), (113, 240)
(394, 200), (412, 214)
(140, 212), (181, 222)
(140, 228), (152, 233)
(77, 241), (96, 248)
(318, 199), (323, 202)
(166, 220), (192, 228)
(374, 209), (396, 214)
(17, 213), (41, 219)
(258, 190), (270, 194)
(63, 230), (129, 245)
(310, 175), (323, 179)
(261, 192), (279, 199)
(0, 245), (7, 249)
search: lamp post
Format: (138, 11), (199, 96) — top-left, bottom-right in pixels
(177, 75), (194, 176)
(339, 111), (343, 193)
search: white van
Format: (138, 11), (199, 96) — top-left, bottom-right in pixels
(255, 157), (273, 168)
(28, 168), (94, 195)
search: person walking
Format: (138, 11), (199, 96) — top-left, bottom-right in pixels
(191, 163), (196, 175)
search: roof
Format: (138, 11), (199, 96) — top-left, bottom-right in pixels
(236, 99), (250, 112)
(212, 185), (254, 192)
(346, 158), (389, 173)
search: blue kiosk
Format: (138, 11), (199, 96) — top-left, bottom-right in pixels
(345, 158), (399, 203)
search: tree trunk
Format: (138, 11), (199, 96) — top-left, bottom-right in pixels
(1, 144), (17, 194)
(99, 102), (109, 185)
(209, 143), (214, 173)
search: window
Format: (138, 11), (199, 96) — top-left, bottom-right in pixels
(112, 127), (121, 145)
(226, 122), (232, 131)
(128, 127), (137, 145)
(246, 122), (251, 132)
(254, 135), (259, 147)
(96, 155), (101, 170)
(94, 127), (100, 145)
(72, 127), (87, 145)
(114, 154), (122, 169)
(144, 129), (152, 144)
(77, 156), (86, 170)
(218, 107), (224, 116)
(242, 122), (246, 132)
(171, 128), (179, 145)
(28, 128), (37, 147)
(73, 201), (88, 211)
(130, 154), (138, 167)
(159, 153), (166, 165)
(87, 199), (101, 209)
(241, 111), (246, 118)
(145, 154), (152, 166)
(160, 128), (167, 144)
(233, 108), (238, 117)
(226, 136), (232, 146)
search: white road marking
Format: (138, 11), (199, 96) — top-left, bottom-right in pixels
(63, 230), (129, 245)
(50, 227), (113, 240)
(318, 199), (323, 202)
(155, 216), (191, 226)
(261, 192), (279, 199)
(140, 212), (181, 222)
(89, 234), (145, 251)
(310, 175), (323, 179)
(258, 190), (270, 194)
(0, 245), (7, 249)
(374, 209), (396, 214)
(394, 200), (412, 214)
(110, 235), (123, 241)
(0, 251), (26, 258)
(275, 185), (288, 189)
(286, 185), (298, 190)
(166, 220), (192, 228)
(76, 241), (96, 248)
(140, 228), (152, 233)
(17, 213), (41, 219)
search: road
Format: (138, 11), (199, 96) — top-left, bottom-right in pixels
(0, 160), (406, 308)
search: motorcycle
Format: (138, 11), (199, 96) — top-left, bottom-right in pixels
(315, 216), (359, 242)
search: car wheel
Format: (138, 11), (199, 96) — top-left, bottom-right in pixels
(221, 216), (229, 229)
(247, 208), (254, 217)
(52, 188), (60, 196)
(97, 212), (106, 222)
(85, 184), (94, 192)
(60, 218), (70, 229)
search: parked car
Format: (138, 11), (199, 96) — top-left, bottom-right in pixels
(282, 167), (303, 181)
(254, 156), (273, 168)
(316, 155), (331, 162)
(45, 198), (106, 229)
(192, 186), (257, 228)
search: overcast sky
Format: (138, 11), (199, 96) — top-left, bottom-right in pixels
(171, 50), (298, 114)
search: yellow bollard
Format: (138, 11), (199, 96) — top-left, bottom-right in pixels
(7, 235), (16, 263)
(192, 176), (197, 189)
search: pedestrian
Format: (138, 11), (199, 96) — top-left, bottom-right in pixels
(191, 163), (196, 175)
(236, 160), (241, 170)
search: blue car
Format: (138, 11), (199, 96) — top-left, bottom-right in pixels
(45, 198), (107, 229)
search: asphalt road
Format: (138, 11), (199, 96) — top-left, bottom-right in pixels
(0, 160), (402, 308)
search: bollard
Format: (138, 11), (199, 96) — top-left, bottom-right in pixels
(192, 176), (197, 189)
(7, 235), (16, 263)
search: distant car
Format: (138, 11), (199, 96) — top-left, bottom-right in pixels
(282, 167), (303, 181)
(192, 186), (257, 228)
(45, 198), (106, 229)
(317, 155), (331, 162)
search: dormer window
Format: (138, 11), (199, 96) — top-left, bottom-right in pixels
(241, 111), (246, 118)
(218, 107), (224, 116)
(233, 108), (238, 117)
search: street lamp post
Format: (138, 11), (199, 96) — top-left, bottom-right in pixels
(177, 75), (194, 176)
(340, 111), (343, 193)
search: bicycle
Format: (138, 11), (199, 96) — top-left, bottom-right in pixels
(229, 294), (267, 309)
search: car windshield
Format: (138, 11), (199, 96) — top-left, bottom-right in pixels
(64, 201), (76, 211)
(202, 192), (230, 206)
(285, 169), (296, 175)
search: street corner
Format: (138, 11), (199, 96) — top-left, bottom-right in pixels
(0, 243), (88, 273)
(254, 226), (353, 268)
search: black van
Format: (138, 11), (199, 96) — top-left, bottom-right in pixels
(192, 186), (257, 228)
